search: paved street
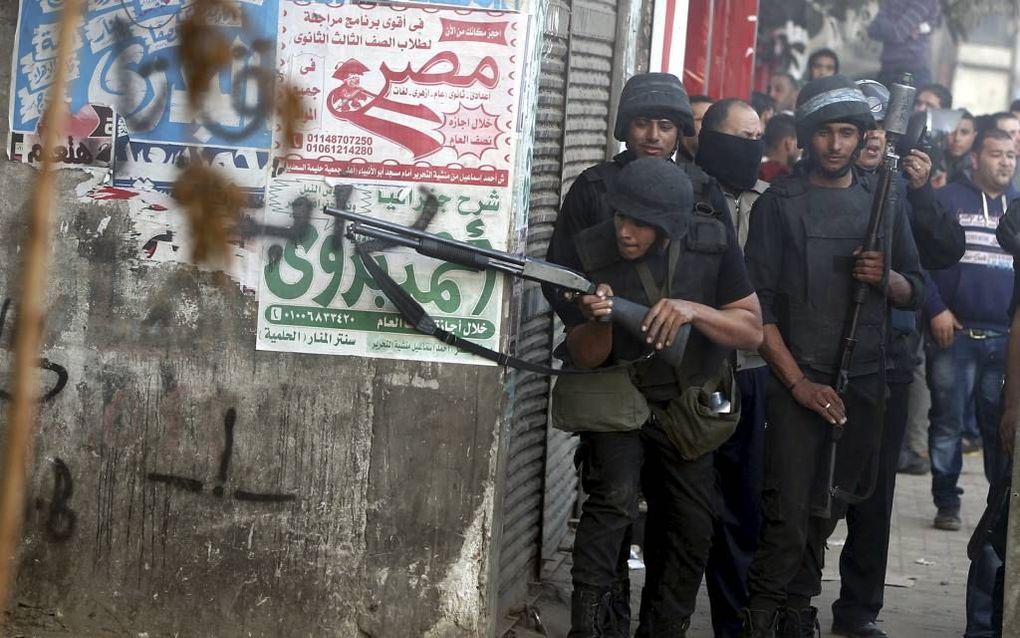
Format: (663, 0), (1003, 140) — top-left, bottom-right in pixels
(526, 451), (991, 637)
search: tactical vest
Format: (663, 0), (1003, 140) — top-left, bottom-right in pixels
(771, 176), (889, 376)
(574, 208), (731, 403)
(580, 155), (725, 226)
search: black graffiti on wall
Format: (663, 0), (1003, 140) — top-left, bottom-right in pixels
(32, 457), (77, 542)
(147, 408), (296, 504)
(0, 298), (69, 403)
(44, 458), (77, 541)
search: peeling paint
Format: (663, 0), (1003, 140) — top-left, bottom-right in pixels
(424, 484), (493, 637)
(382, 371), (441, 390)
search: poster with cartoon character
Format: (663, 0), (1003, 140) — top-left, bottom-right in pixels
(258, 1), (531, 363)
(274, 1), (526, 186)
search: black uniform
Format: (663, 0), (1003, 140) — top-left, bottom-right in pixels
(742, 167), (925, 614)
(545, 150), (735, 327)
(833, 176), (965, 629)
(546, 161), (753, 636)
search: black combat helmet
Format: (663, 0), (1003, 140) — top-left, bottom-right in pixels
(607, 157), (694, 238)
(794, 74), (875, 148)
(856, 79), (890, 124)
(614, 73), (695, 141)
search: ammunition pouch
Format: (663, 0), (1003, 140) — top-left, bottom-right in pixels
(551, 367), (650, 433)
(649, 359), (741, 460)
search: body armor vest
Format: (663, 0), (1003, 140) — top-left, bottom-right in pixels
(575, 210), (731, 403)
(580, 155), (724, 225)
(772, 176), (889, 377)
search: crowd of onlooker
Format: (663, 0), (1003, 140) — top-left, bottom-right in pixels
(728, 44), (1019, 637)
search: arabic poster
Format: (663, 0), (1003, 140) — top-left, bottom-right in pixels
(405, 0), (521, 10)
(274, 2), (526, 188)
(9, 103), (114, 169)
(10, 0), (278, 195)
(255, 177), (510, 364)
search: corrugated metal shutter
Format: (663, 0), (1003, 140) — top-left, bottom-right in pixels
(561, 0), (619, 190)
(496, 0), (575, 616)
(536, 1), (577, 575)
(496, 0), (620, 621)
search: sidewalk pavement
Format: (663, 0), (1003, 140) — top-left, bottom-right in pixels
(523, 450), (990, 637)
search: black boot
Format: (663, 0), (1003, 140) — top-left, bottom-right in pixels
(777, 607), (820, 638)
(739, 608), (779, 638)
(569, 586), (615, 638)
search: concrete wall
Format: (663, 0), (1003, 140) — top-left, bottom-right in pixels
(0, 0), (512, 634)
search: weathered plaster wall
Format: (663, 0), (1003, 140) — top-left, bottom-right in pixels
(0, 0), (514, 632)
(0, 165), (504, 637)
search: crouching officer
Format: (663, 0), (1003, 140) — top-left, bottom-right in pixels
(546, 73), (735, 334)
(551, 156), (763, 636)
(740, 75), (925, 637)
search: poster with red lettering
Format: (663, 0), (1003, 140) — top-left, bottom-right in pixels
(258, 1), (533, 363)
(275, 2), (526, 187)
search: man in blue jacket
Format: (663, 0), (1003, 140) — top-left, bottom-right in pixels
(867, 0), (940, 88)
(926, 125), (1017, 522)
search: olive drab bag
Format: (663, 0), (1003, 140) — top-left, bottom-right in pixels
(552, 230), (741, 459)
(630, 233), (741, 459)
(550, 366), (650, 433)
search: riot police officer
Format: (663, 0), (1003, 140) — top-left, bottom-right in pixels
(740, 75), (925, 637)
(546, 72), (735, 331)
(550, 156), (762, 637)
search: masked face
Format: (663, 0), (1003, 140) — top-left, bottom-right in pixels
(614, 212), (659, 260)
(973, 137), (1017, 194)
(697, 104), (765, 190)
(857, 127), (887, 171)
(810, 122), (862, 178)
(626, 117), (679, 158)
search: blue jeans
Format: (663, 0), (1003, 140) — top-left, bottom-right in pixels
(926, 332), (1006, 510)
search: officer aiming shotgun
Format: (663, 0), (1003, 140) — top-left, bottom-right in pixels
(322, 204), (691, 369)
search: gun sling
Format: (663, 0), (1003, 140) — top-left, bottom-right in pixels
(352, 240), (654, 376)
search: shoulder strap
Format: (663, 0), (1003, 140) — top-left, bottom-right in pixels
(353, 240), (651, 375)
(634, 240), (681, 304)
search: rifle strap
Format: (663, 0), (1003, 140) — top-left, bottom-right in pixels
(353, 241), (649, 376)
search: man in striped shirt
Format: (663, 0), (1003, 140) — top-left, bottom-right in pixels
(924, 126), (1017, 636)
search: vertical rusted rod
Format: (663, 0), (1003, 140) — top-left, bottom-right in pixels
(0, 0), (83, 616)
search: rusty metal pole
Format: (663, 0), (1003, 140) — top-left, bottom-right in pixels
(0, 0), (83, 617)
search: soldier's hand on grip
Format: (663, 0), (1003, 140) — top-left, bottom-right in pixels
(577, 283), (615, 321)
(641, 299), (697, 350)
(791, 379), (848, 426)
(852, 247), (885, 286)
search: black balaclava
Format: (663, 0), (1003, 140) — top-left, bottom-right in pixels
(696, 129), (765, 191)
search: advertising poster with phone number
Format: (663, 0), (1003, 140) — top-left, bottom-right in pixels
(256, 1), (531, 363)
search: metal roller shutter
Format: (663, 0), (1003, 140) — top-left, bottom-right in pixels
(496, 0), (622, 622)
(561, 0), (619, 190)
(496, 0), (575, 618)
